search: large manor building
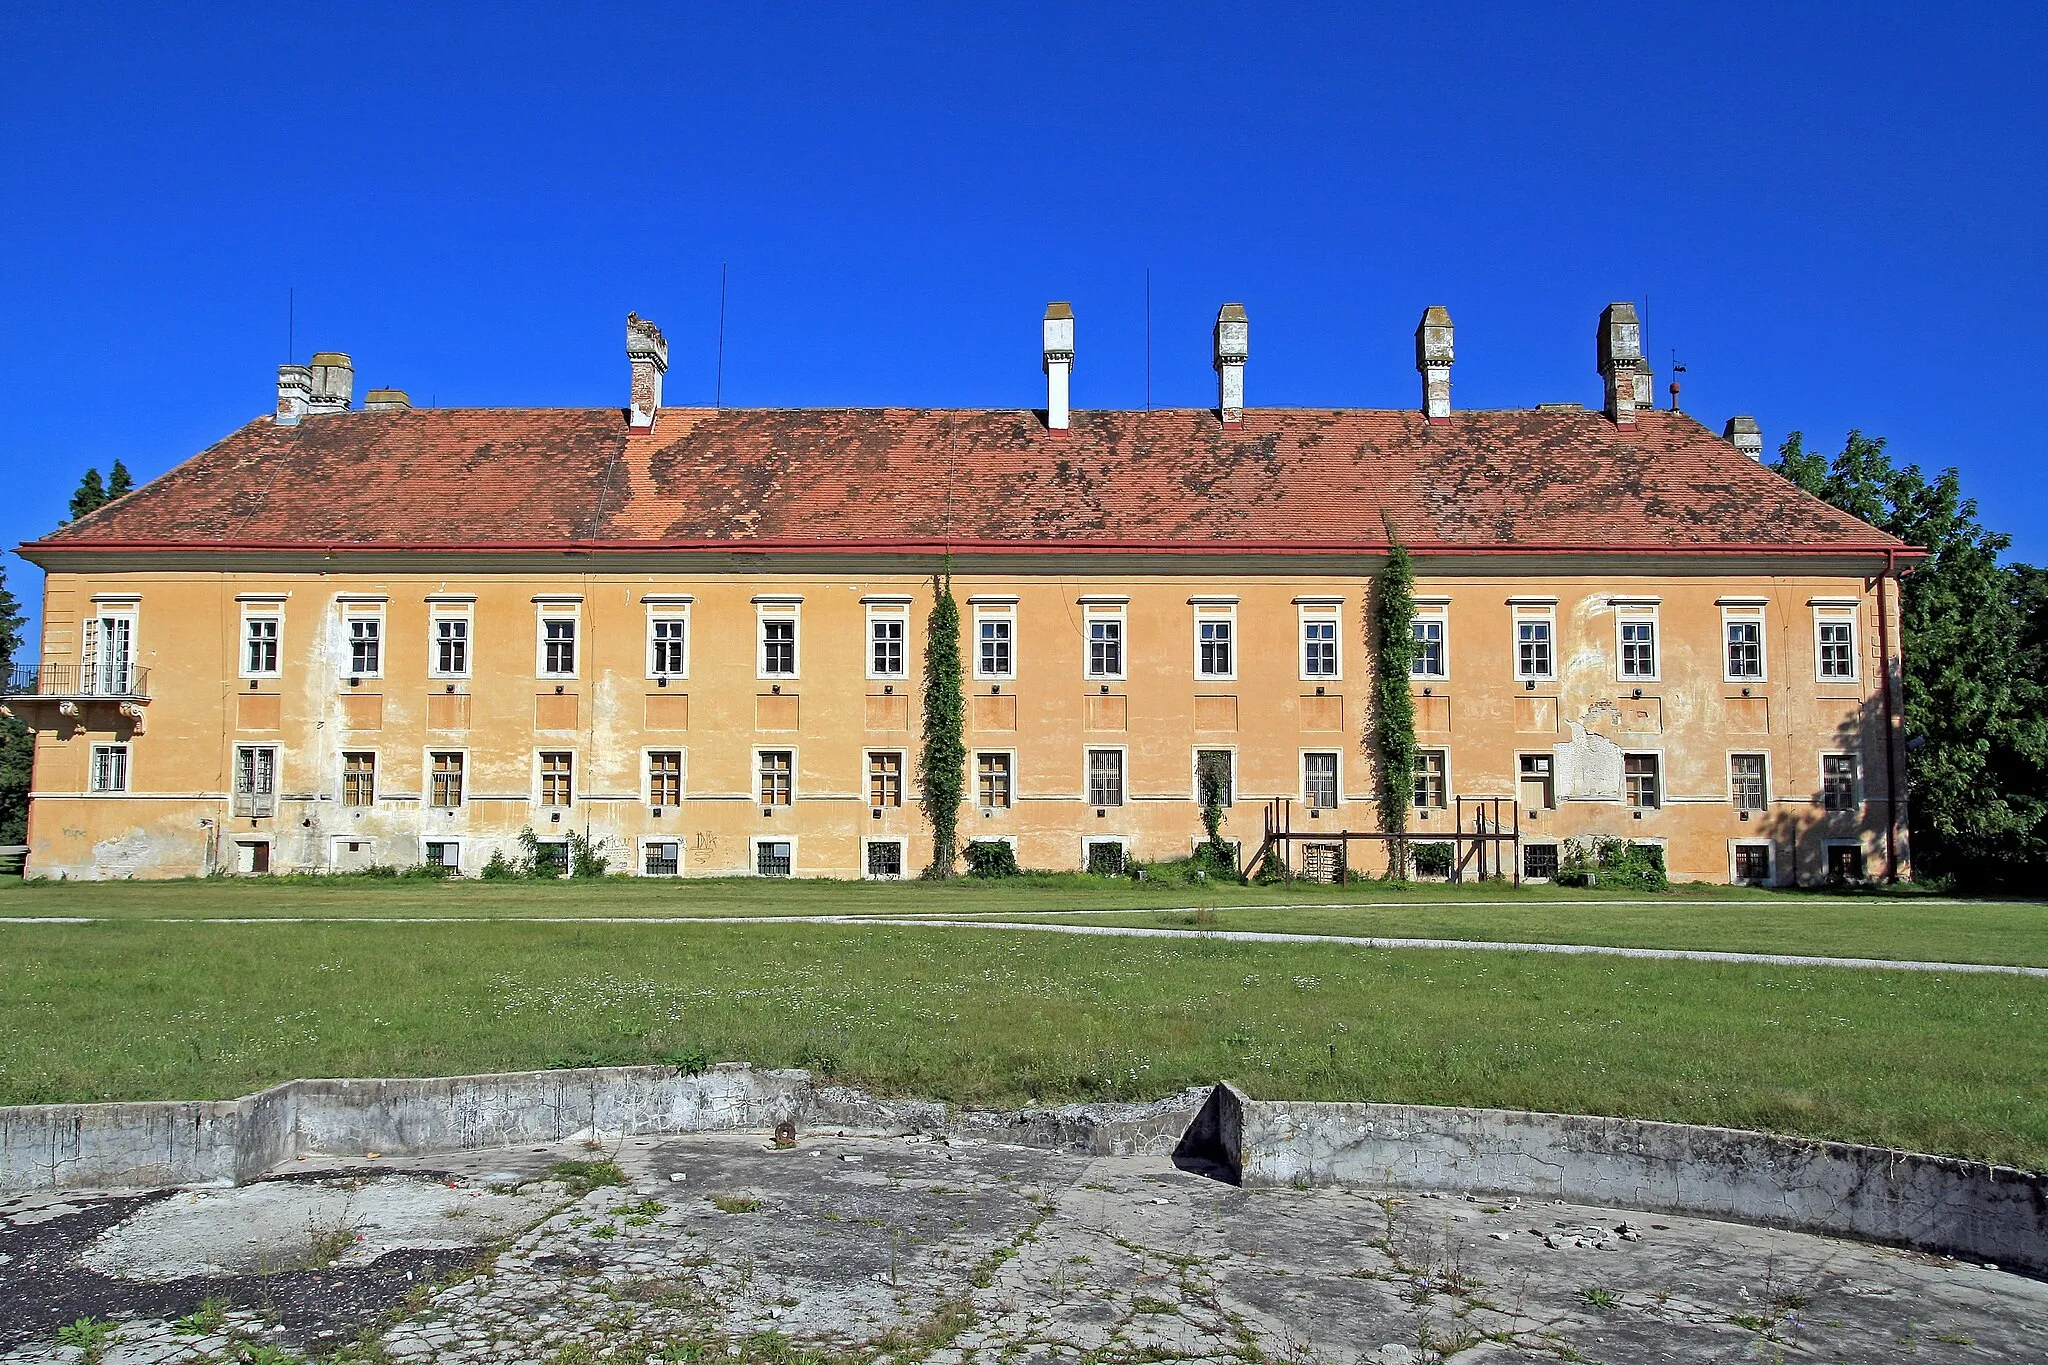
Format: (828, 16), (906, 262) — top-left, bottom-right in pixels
(8, 303), (1917, 883)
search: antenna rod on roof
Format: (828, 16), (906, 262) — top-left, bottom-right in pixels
(287, 287), (294, 365)
(715, 263), (728, 410)
(1145, 267), (1152, 412)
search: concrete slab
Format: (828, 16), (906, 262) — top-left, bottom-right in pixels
(3, 1133), (2045, 1363)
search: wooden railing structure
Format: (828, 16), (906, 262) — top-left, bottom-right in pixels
(1242, 795), (1523, 885)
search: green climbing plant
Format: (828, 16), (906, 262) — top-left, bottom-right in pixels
(1371, 528), (1419, 879)
(918, 569), (966, 878)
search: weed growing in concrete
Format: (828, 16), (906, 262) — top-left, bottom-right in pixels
(173, 1295), (232, 1334)
(710, 1193), (762, 1213)
(54, 1318), (117, 1360)
(549, 1159), (627, 1195)
(1579, 1287), (1620, 1310)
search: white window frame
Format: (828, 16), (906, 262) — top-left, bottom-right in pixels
(864, 597), (912, 682)
(1728, 750), (1771, 814)
(1191, 746), (1237, 807)
(1295, 597), (1343, 682)
(1410, 597), (1449, 680)
(1822, 839), (1869, 882)
(421, 837), (465, 873)
(239, 602), (284, 680)
(1085, 744), (1128, 808)
(755, 746), (798, 808)
(637, 836), (684, 878)
(1082, 598), (1128, 682)
(1811, 599), (1860, 684)
(1623, 749), (1664, 810)
(534, 596), (582, 680)
(528, 836), (572, 879)
(83, 596), (140, 696)
(1411, 746), (1450, 811)
(340, 600), (385, 681)
(643, 746), (687, 809)
(1511, 599), (1557, 682)
(644, 595), (692, 681)
(1080, 834), (1132, 873)
(231, 837), (273, 876)
(340, 748), (379, 808)
(1719, 598), (1769, 683)
(1728, 840), (1775, 886)
(861, 836), (909, 881)
(755, 596), (803, 680)
(971, 598), (1018, 681)
(1612, 599), (1660, 683)
(866, 747), (910, 809)
(425, 747), (469, 810)
(1300, 748), (1343, 811)
(427, 596), (475, 680)
(232, 743), (279, 818)
(751, 835), (797, 878)
(535, 748), (577, 809)
(1819, 751), (1862, 811)
(975, 748), (1017, 812)
(1190, 597), (1239, 682)
(90, 742), (130, 794)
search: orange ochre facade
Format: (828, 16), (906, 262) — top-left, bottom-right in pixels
(18, 564), (1907, 883)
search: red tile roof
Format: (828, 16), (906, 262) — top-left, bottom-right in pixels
(25, 406), (1911, 559)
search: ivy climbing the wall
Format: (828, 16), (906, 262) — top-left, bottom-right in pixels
(1371, 528), (1419, 879)
(918, 570), (967, 878)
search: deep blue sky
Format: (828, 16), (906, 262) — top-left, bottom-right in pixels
(3, 3), (2043, 641)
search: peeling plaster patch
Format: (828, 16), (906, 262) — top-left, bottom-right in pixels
(1556, 718), (1623, 800)
(90, 829), (155, 879)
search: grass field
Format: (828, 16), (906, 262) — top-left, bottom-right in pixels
(2, 877), (2043, 1173)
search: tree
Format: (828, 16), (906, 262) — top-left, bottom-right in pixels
(1774, 432), (2048, 888)
(1371, 529), (1419, 879)
(106, 460), (133, 500)
(0, 562), (28, 845)
(67, 468), (107, 523)
(1196, 751), (1232, 868)
(918, 571), (966, 878)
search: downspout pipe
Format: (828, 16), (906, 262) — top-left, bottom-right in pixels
(1876, 548), (1903, 882)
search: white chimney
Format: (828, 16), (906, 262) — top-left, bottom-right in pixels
(627, 313), (668, 429)
(1724, 414), (1763, 461)
(1042, 302), (1074, 431)
(306, 352), (353, 414)
(1597, 303), (1649, 426)
(1213, 303), (1248, 424)
(275, 364), (312, 427)
(1415, 306), (1453, 422)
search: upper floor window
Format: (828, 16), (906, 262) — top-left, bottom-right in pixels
(1813, 602), (1859, 682)
(541, 618), (577, 677)
(1821, 754), (1860, 811)
(1721, 600), (1767, 681)
(1625, 753), (1661, 809)
(1410, 614), (1446, 679)
(243, 616), (280, 677)
(1087, 748), (1125, 807)
(434, 618), (470, 677)
(348, 618), (381, 678)
(1193, 601), (1235, 680)
(1084, 602), (1126, 680)
(759, 749), (794, 805)
(756, 599), (802, 679)
(866, 602), (908, 680)
(980, 618), (1013, 678)
(539, 750), (575, 807)
(342, 751), (376, 806)
(1297, 598), (1342, 680)
(650, 617), (687, 677)
(648, 750), (683, 806)
(90, 743), (129, 793)
(1614, 603), (1658, 681)
(1513, 603), (1556, 681)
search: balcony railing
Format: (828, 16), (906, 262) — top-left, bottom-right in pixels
(3, 663), (151, 701)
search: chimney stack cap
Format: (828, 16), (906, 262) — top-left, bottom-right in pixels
(626, 313), (668, 428)
(1415, 305), (1454, 367)
(1723, 414), (1764, 460)
(305, 353), (353, 415)
(1042, 303), (1074, 430)
(1213, 303), (1249, 363)
(365, 388), (412, 411)
(275, 363), (312, 427)
(1597, 303), (1643, 369)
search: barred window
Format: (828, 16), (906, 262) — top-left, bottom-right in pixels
(643, 841), (680, 876)
(342, 752), (376, 807)
(429, 752), (464, 807)
(1304, 752), (1339, 809)
(1822, 755), (1859, 811)
(1730, 754), (1767, 812)
(756, 840), (792, 877)
(90, 744), (129, 793)
(1087, 749), (1124, 807)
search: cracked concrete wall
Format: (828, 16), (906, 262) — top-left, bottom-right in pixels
(1222, 1087), (2048, 1277)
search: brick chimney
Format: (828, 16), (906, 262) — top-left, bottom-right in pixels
(1213, 303), (1248, 424)
(627, 313), (668, 430)
(306, 353), (353, 414)
(1724, 414), (1763, 461)
(275, 365), (312, 427)
(1042, 302), (1074, 431)
(1597, 304), (1650, 426)
(1415, 306), (1453, 422)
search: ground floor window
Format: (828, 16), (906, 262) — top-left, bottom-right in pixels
(1523, 843), (1559, 881)
(342, 751), (376, 806)
(1625, 753), (1661, 810)
(757, 840), (793, 877)
(648, 751), (682, 807)
(1733, 843), (1771, 884)
(643, 840), (680, 876)
(1303, 752), (1339, 809)
(978, 752), (1012, 809)
(90, 743), (129, 793)
(430, 751), (465, 808)
(865, 839), (905, 879)
(760, 751), (794, 806)
(233, 745), (277, 818)
(868, 751), (903, 808)
(1087, 750), (1124, 808)
(1411, 749), (1447, 810)
(539, 751), (574, 808)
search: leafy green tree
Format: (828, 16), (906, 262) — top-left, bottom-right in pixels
(1371, 531), (1419, 879)
(918, 571), (965, 878)
(0, 562), (28, 844)
(106, 460), (133, 500)
(1775, 431), (2048, 888)
(1196, 751), (1232, 868)
(66, 468), (107, 523)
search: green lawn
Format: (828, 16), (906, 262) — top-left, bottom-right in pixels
(2, 905), (2044, 1172)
